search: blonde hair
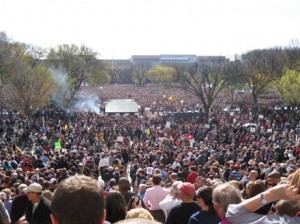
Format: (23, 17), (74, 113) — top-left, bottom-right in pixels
(228, 180), (242, 191)
(138, 184), (147, 192)
(1, 188), (12, 197)
(289, 168), (300, 192)
(43, 190), (54, 201)
(126, 208), (154, 220)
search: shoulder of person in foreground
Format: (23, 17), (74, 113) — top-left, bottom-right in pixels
(115, 218), (162, 224)
(226, 184), (300, 224)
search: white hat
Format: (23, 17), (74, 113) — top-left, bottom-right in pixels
(24, 183), (43, 194)
(49, 178), (57, 184)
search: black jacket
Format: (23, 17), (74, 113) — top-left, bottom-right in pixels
(26, 197), (51, 224)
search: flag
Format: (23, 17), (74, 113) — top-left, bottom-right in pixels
(54, 141), (62, 149)
(145, 128), (151, 136)
(186, 134), (194, 140)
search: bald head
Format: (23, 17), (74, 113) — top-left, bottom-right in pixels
(248, 170), (258, 182)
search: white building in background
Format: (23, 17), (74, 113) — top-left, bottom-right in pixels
(101, 54), (228, 67)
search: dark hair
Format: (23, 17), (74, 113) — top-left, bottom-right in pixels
(118, 177), (131, 192)
(51, 175), (105, 224)
(196, 186), (215, 213)
(189, 166), (197, 172)
(152, 175), (162, 185)
(105, 191), (127, 223)
(248, 180), (265, 198)
(43, 180), (50, 189)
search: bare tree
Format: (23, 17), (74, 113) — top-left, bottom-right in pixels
(177, 57), (231, 121)
(131, 62), (151, 86)
(241, 48), (286, 108)
(285, 39), (300, 72)
(23, 44), (47, 68)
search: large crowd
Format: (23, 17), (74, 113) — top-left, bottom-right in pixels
(0, 84), (300, 224)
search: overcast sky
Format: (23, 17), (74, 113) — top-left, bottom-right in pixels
(1, 0), (299, 59)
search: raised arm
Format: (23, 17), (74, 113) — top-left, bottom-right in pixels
(240, 184), (300, 212)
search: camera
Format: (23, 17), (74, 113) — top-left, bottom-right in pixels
(134, 195), (140, 205)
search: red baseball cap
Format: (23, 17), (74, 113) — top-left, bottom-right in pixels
(177, 182), (195, 196)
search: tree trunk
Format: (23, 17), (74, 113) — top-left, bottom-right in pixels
(204, 105), (210, 123)
(252, 91), (258, 108)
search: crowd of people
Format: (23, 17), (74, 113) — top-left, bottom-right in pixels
(0, 84), (300, 224)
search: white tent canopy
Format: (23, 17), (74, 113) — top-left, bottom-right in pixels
(105, 99), (139, 113)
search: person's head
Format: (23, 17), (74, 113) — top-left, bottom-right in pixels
(267, 171), (281, 186)
(11, 172), (18, 180)
(210, 165), (219, 174)
(169, 173), (178, 182)
(16, 167), (23, 175)
(0, 192), (7, 202)
(24, 182), (43, 203)
(3, 176), (10, 184)
(152, 174), (162, 186)
(248, 180), (266, 198)
(274, 199), (300, 217)
(228, 180), (243, 191)
(43, 190), (54, 201)
(212, 183), (242, 219)
(138, 184), (147, 193)
(177, 182), (195, 201)
(18, 183), (28, 194)
(115, 218), (161, 224)
(137, 168), (145, 176)
(50, 178), (58, 190)
(118, 177), (131, 193)
(1, 188), (12, 199)
(245, 181), (254, 197)
(43, 180), (50, 190)
(126, 207), (154, 220)
(108, 178), (117, 188)
(170, 181), (182, 197)
(189, 165), (197, 172)
(289, 168), (300, 192)
(196, 186), (215, 212)
(105, 190), (127, 223)
(248, 170), (258, 182)
(51, 175), (105, 224)
(194, 176), (206, 189)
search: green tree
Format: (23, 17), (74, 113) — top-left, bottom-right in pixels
(241, 48), (286, 107)
(145, 65), (176, 84)
(0, 32), (24, 83)
(2, 63), (53, 116)
(275, 69), (300, 106)
(47, 44), (105, 101)
(88, 69), (111, 85)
